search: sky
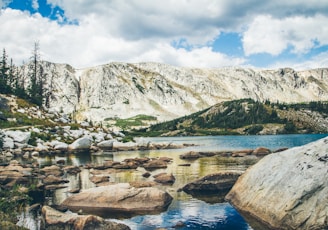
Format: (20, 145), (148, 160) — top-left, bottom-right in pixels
(1, 0), (328, 70)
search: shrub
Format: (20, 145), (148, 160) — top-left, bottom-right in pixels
(0, 186), (31, 224)
(28, 131), (52, 146)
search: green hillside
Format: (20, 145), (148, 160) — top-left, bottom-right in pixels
(132, 99), (328, 136)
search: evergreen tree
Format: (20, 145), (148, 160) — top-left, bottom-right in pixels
(0, 49), (10, 94)
(28, 42), (45, 106)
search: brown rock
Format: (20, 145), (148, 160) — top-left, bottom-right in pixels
(133, 157), (150, 164)
(129, 181), (157, 188)
(90, 175), (110, 184)
(231, 149), (253, 157)
(45, 184), (68, 190)
(63, 165), (81, 174)
(40, 165), (63, 177)
(178, 163), (191, 166)
(43, 175), (69, 185)
(158, 157), (173, 162)
(61, 183), (173, 216)
(42, 205), (130, 230)
(182, 171), (243, 195)
(68, 188), (81, 193)
(252, 147), (271, 156)
(143, 159), (167, 170)
(142, 172), (151, 178)
(179, 151), (201, 159)
(113, 161), (138, 169)
(154, 173), (175, 185)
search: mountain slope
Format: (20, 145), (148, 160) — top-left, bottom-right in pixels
(19, 62), (328, 123)
(143, 99), (328, 136)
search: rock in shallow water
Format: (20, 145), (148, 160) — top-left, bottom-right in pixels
(182, 171), (243, 195)
(226, 137), (328, 230)
(61, 183), (173, 217)
(42, 205), (130, 230)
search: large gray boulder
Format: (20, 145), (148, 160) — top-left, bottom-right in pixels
(112, 141), (137, 151)
(2, 137), (14, 149)
(226, 137), (328, 230)
(42, 206), (130, 230)
(50, 140), (69, 151)
(97, 140), (115, 150)
(68, 136), (92, 151)
(5, 130), (31, 144)
(61, 183), (173, 216)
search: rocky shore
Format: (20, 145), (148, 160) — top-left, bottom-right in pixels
(0, 124), (278, 229)
(0, 126), (187, 159)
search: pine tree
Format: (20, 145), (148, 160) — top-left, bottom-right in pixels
(0, 48), (10, 94)
(28, 42), (45, 106)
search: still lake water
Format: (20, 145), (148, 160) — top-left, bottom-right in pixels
(21, 134), (328, 230)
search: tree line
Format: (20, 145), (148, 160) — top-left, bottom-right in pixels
(0, 42), (49, 107)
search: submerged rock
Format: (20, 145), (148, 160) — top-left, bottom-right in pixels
(142, 159), (168, 170)
(153, 173), (176, 185)
(226, 137), (328, 230)
(61, 183), (173, 217)
(179, 151), (201, 159)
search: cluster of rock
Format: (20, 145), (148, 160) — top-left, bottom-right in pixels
(0, 156), (176, 229)
(179, 146), (282, 160)
(0, 125), (185, 160)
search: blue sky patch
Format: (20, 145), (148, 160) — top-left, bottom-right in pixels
(8, 0), (76, 25)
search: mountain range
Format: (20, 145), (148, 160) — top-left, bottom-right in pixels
(25, 61), (328, 123)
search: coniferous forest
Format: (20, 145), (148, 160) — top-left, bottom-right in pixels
(0, 43), (47, 107)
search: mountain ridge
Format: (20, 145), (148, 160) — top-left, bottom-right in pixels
(17, 61), (328, 123)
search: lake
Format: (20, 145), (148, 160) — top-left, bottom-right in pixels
(19, 134), (328, 230)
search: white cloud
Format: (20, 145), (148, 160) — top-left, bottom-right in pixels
(0, 0), (11, 9)
(270, 52), (328, 70)
(132, 43), (246, 68)
(0, 5), (245, 68)
(32, 0), (39, 11)
(1, 1), (328, 69)
(242, 14), (328, 56)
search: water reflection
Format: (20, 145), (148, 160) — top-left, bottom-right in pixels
(39, 148), (253, 229)
(118, 200), (253, 230)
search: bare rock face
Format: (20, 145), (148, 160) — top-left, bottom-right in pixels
(42, 205), (131, 230)
(226, 137), (328, 230)
(20, 61), (328, 123)
(61, 183), (173, 216)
